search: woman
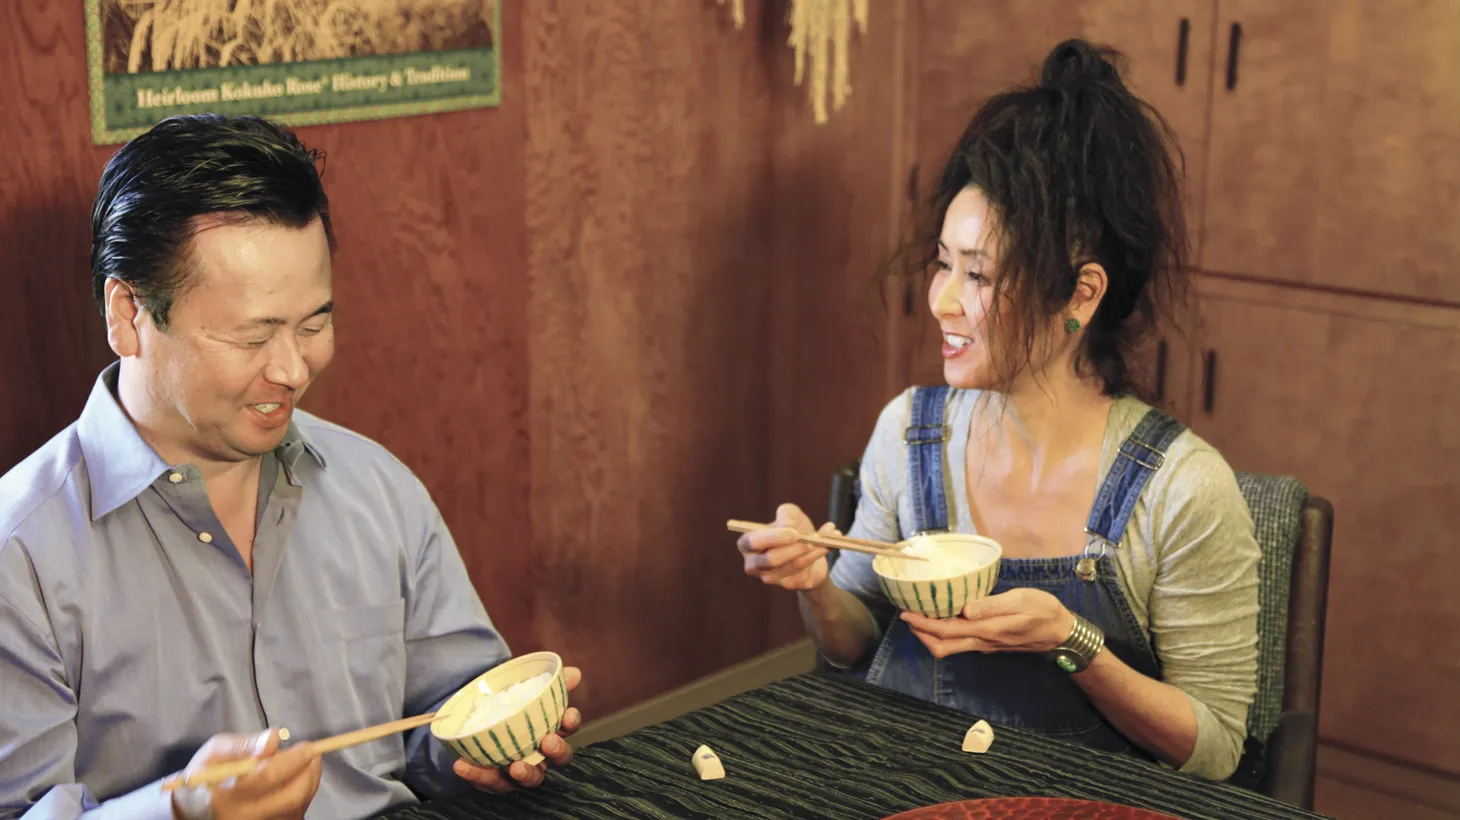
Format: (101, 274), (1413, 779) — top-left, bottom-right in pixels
(737, 40), (1260, 782)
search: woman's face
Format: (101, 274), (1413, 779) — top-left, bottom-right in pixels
(929, 187), (1007, 390)
(930, 187), (1097, 392)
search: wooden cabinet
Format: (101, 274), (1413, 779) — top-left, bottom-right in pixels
(1203, 1), (1460, 303)
(1187, 277), (1460, 774)
(1198, 0), (1328, 283)
(915, 0), (1214, 222)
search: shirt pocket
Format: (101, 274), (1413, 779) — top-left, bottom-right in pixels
(307, 600), (408, 766)
(310, 599), (406, 643)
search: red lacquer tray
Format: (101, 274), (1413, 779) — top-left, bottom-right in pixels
(884, 797), (1184, 820)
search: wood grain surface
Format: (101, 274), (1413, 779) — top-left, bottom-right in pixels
(1189, 276), (1460, 775)
(0, 0), (907, 721)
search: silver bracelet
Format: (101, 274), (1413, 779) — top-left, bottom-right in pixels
(1049, 613), (1105, 673)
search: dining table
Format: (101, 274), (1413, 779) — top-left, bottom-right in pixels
(383, 670), (1333, 819)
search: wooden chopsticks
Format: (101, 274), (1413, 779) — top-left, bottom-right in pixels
(163, 713), (440, 792)
(726, 520), (927, 561)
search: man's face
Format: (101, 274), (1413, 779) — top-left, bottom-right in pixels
(133, 215), (334, 463)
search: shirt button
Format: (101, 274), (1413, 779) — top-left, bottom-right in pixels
(168, 473), (183, 484)
(198, 532), (213, 544)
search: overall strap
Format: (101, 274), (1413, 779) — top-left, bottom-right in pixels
(1085, 407), (1187, 544)
(905, 386), (953, 535)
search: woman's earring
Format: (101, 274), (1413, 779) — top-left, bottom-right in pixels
(1065, 317), (1081, 333)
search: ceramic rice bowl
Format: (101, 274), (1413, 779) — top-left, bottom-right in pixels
(873, 534), (1002, 619)
(431, 651), (567, 768)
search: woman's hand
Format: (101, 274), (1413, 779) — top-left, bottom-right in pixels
(900, 588), (1075, 658)
(736, 504), (836, 592)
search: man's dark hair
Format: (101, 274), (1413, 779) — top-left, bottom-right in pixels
(91, 114), (333, 329)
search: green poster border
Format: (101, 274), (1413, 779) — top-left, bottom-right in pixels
(84, 0), (502, 145)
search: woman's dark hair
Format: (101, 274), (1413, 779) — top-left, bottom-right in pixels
(894, 39), (1189, 397)
(91, 113), (333, 329)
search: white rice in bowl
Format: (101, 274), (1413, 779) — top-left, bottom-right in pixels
(460, 672), (554, 735)
(884, 535), (995, 580)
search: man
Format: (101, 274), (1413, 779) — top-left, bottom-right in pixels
(0, 114), (580, 819)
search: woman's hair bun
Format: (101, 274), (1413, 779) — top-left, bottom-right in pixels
(1039, 38), (1122, 90)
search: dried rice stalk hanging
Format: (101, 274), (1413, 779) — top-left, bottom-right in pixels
(720, 0), (868, 124)
(718, 0), (746, 30)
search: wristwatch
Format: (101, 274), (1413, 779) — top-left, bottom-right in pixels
(1048, 613), (1105, 673)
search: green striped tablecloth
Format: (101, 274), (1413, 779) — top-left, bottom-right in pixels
(384, 672), (1330, 819)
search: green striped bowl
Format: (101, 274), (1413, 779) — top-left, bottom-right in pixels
(873, 534), (1002, 619)
(431, 651), (568, 768)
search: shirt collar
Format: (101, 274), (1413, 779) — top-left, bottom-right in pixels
(277, 430), (327, 487)
(77, 362), (326, 520)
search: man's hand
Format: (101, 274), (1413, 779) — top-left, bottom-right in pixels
(451, 666), (583, 794)
(171, 730), (322, 820)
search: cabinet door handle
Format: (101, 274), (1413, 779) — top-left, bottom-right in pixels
(1175, 18), (1191, 87)
(1203, 350), (1217, 414)
(1155, 340), (1169, 401)
(1224, 22), (1243, 91)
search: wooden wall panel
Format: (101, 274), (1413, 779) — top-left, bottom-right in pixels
(0, 1), (538, 660)
(764, 0), (913, 645)
(1200, 0), (1329, 283)
(1188, 276), (1460, 775)
(1204, 1), (1460, 304)
(1316, 741), (1460, 819)
(294, 0), (534, 658)
(1315, 775), (1460, 820)
(1311, 0), (1460, 304)
(3, 0), (911, 724)
(520, 0), (784, 715)
(0, 0), (117, 472)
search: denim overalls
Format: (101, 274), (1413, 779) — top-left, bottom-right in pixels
(862, 386), (1183, 757)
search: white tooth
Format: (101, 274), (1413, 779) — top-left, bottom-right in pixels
(944, 334), (971, 349)
(254, 404), (281, 412)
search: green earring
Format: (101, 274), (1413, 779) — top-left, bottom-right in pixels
(1065, 317), (1081, 333)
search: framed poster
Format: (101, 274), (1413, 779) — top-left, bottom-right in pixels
(85, 0), (501, 144)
